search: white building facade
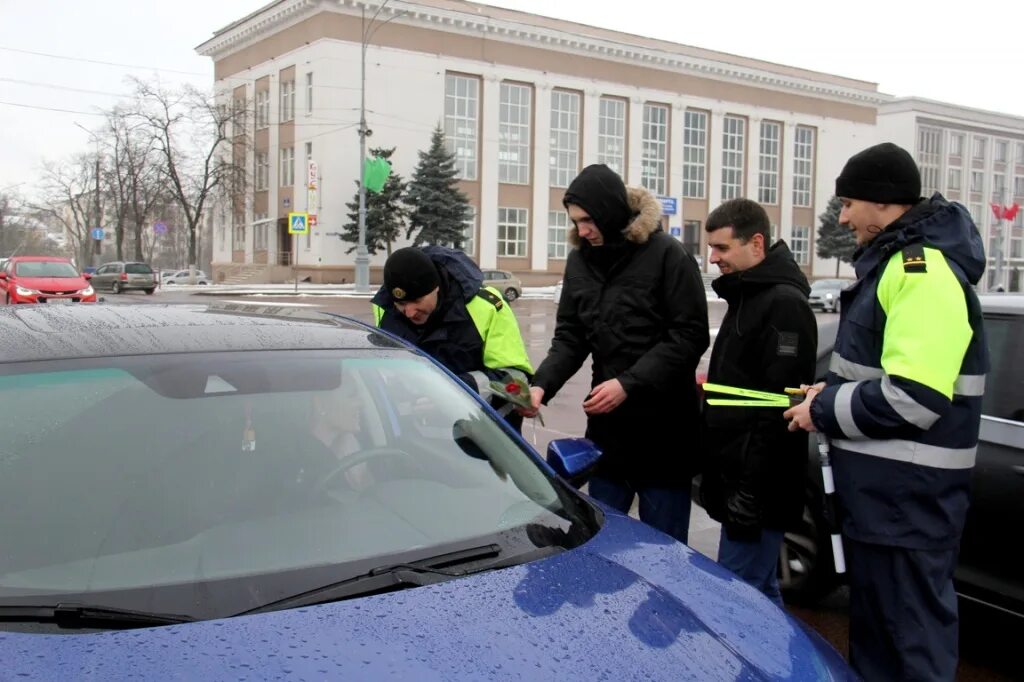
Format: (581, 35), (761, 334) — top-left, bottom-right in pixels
(198, 0), (888, 284)
(878, 98), (1024, 292)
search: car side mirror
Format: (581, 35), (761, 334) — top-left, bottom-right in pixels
(546, 438), (602, 488)
(83, 273), (93, 280)
(0, 272), (7, 280)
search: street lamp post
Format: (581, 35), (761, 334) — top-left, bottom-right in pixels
(355, 0), (403, 293)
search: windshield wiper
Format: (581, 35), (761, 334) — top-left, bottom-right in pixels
(0, 603), (194, 629)
(240, 543), (503, 616)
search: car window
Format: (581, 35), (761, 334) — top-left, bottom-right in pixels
(126, 263), (153, 274)
(981, 313), (1024, 422)
(0, 351), (582, 617)
(14, 261), (79, 278)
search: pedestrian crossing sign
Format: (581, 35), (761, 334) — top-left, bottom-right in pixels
(288, 212), (309, 235)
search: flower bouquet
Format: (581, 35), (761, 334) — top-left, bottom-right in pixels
(489, 373), (544, 426)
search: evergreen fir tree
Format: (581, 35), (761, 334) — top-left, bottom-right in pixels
(816, 195), (858, 276)
(405, 125), (471, 247)
(340, 147), (408, 256)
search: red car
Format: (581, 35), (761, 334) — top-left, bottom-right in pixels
(0, 256), (98, 304)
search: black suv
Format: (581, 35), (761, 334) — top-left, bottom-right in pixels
(780, 295), (1024, 619)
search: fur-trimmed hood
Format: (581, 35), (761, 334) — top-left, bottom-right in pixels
(567, 185), (663, 248)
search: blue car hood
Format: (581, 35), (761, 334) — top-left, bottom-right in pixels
(1, 511), (847, 680)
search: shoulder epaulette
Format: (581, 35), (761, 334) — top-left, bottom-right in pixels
(901, 243), (927, 273)
(476, 287), (504, 310)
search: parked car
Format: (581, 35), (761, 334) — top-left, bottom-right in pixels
(161, 269), (211, 286)
(0, 303), (852, 680)
(482, 269), (522, 302)
(91, 261), (157, 295)
(0, 256), (97, 304)
(807, 278), (853, 314)
(779, 294), (1024, 620)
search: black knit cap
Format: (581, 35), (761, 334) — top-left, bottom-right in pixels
(562, 164), (632, 242)
(383, 247), (439, 301)
(835, 142), (921, 204)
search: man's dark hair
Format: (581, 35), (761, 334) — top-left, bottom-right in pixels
(705, 198), (771, 243)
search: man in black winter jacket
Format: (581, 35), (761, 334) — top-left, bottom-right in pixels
(522, 164), (709, 544)
(699, 198), (816, 606)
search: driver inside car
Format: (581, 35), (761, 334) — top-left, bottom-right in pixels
(308, 385), (372, 491)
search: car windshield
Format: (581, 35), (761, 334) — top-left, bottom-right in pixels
(125, 263), (153, 274)
(0, 350), (590, 623)
(14, 261), (79, 278)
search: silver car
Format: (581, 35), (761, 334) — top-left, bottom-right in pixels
(481, 269), (522, 302)
(92, 261), (158, 295)
(808, 278), (853, 313)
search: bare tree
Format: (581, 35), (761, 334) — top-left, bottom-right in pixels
(127, 78), (246, 270)
(102, 108), (166, 262)
(34, 155), (105, 267)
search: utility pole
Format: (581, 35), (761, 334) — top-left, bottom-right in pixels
(75, 122), (103, 267)
(356, 0), (403, 293)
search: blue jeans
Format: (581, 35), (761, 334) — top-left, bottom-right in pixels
(588, 476), (691, 544)
(717, 528), (786, 607)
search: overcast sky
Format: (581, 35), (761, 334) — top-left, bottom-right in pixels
(2, 0), (1021, 195)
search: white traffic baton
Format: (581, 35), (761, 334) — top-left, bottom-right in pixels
(816, 433), (846, 574)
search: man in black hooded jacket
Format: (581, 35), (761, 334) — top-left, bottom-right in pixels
(698, 198), (816, 606)
(523, 164), (709, 543)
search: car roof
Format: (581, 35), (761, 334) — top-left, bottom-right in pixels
(9, 256), (72, 262)
(979, 293), (1024, 315)
(0, 303), (408, 363)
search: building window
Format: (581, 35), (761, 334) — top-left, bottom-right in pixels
(793, 126), (815, 208)
(280, 147), (294, 187)
(758, 121), (781, 205)
(973, 137), (987, 161)
(444, 74), (479, 181)
(948, 168), (962, 191)
(461, 206), (476, 257)
(549, 90), (580, 188)
(280, 80), (295, 122)
(993, 174), (1007, 203)
(970, 202), (983, 226)
(996, 140), (1009, 163)
(255, 90), (270, 129)
(305, 72), (313, 115)
(791, 225), (810, 265)
(971, 171), (984, 193)
(918, 126), (942, 196)
(1015, 176), (1024, 197)
(641, 103), (668, 196)
(683, 110), (707, 199)
(597, 97), (626, 177)
(721, 115), (746, 201)
(305, 142), (313, 163)
(548, 210), (569, 259)
(233, 222), (245, 250)
(950, 133), (964, 158)
(255, 151), (269, 191)
(497, 207), (528, 257)
(499, 83), (532, 184)
(1017, 142), (1024, 165)
(253, 213), (270, 251)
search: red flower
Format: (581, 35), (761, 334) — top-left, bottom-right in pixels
(506, 382), (521, 394)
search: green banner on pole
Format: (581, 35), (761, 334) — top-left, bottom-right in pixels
(363, 157), (392, 193)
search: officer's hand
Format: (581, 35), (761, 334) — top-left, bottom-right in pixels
(583, 379), (627, 415)
(518, 386), (545, 417)
(783, 384), (822, 432)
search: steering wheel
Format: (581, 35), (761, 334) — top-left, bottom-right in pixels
(313, 447), (418, 494)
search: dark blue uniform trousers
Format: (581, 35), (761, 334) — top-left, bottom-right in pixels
(847, 538), (959, 681)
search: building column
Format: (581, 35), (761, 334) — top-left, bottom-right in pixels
(707, 109), (725, 213)
(746, 115), (762, 204)
(627, 96), (644, 186)
(780, 121), (796, 241)
(478, 74), (501, 269)
(582, 89), (601, 167)
(531, 84), (551, 272)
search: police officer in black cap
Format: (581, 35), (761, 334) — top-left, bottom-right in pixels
(371, 245), (534, 429)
